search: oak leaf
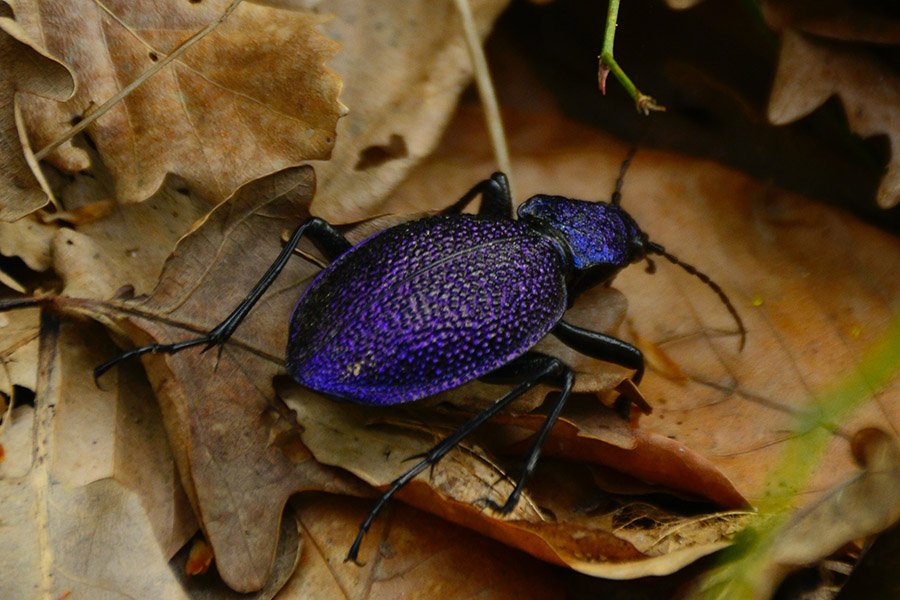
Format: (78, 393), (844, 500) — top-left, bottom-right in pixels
(0, 2), (74, 221)
(15, 0), (344, 205)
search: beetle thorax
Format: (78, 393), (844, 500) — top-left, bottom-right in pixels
(516, 195), (644, 271)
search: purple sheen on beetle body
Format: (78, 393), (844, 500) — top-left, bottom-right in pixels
(286, 215), (568, 406)
(517, 195), (641, 270)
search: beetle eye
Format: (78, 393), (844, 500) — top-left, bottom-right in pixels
(630, 232), (648, 262)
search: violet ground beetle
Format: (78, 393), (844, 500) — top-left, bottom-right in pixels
(95, 153), (746, 564)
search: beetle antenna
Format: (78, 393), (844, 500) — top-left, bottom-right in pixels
(611, 147), (638, 206)
(646, 242), (747, 351)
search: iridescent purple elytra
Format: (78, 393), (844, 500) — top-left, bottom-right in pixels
(285, 196), (644, 406)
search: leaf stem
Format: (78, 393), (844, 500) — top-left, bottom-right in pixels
(598, 0), (664, 115)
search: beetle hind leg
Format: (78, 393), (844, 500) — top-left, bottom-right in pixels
(345, 353), (571, 564)
(442, 172), (513, 218)
(93, 218), (351, 381)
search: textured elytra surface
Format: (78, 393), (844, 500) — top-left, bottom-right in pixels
(286, 215), (568, 405)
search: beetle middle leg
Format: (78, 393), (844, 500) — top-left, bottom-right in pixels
(94, 217), (351, 379)
(345, 353), (572, 564)
(441, 171), (512, 218)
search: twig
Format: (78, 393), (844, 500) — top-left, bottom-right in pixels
(453, 0), (514, 195)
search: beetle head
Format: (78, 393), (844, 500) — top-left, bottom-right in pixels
(517, 195), (649, 271)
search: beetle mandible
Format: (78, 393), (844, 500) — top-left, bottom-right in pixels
(96, 154), (746, 564)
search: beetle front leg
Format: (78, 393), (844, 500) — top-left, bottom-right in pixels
(94, 217), (351, 380)
(552, 319), (644, 383)
(442, 172), (513, 218)
(552, 319), (645, 419)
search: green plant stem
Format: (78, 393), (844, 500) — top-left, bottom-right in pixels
(598, 0), (664, 115)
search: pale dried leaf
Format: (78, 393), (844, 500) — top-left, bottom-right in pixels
(52, 173), (209, 297)
(0, 6), (74, 221)
(0, 321), (189, 599)
(768, 30), (900, 208)
(307, 0), (509, 223)
(0, 306), (38, 393)
(0, 212), (55, 271)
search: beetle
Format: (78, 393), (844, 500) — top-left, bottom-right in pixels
(96, 155), (746, 563)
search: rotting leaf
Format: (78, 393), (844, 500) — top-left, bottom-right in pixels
(281, 385), (750, 579)
(0, 3), (75, 221)
(15, 0), (344, 205)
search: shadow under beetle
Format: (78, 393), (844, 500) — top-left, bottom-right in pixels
(96, 154), (746, 564)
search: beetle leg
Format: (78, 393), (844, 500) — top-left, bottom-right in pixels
(481, 356), (574, 515)
(345, 354), (566, 564)
(441, 172), (513, 218)
(94, 217), (350, 380)
(552, 319), (645, 419)
(552, 319), (645, 384)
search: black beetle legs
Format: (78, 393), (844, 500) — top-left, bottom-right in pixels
(346, 353), (573, 564)
(93, 217), (351, 380)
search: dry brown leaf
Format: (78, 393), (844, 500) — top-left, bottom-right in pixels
(279, 495), (564, 600)
(51, 173), (209, 297)
(73, 167), (370, 592)
(0, 2), (74, 221)
(691, 428), (900, 600)
(0, 318), (190, 598)
(15, 0), (343, 205)
(307, 0), (509, 223)
(754, 428), (900, 595)
(185, 538), (214, 577)
(767, 30), (900, 208)
(492, 405), (748, 509)
(282, 386), (750, 579)
(170, 509), (304, 599)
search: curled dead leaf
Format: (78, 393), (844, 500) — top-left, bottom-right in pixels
(767, 30), (900, 208)
(0, 5), (74, 221)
